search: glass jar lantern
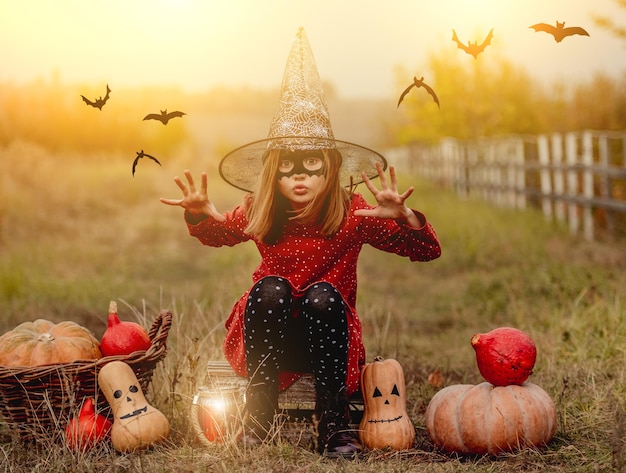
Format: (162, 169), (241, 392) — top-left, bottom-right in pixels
(191, 386), (243, 444)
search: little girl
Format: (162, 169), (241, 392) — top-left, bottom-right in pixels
(161, 28), (441, 457)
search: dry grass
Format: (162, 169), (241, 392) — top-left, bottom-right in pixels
(1, 140), (625, 472)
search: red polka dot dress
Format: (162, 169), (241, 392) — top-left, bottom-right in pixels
(187, 193), (441, 395)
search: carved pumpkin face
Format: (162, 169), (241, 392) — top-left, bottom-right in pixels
(359, 356), (415, 450)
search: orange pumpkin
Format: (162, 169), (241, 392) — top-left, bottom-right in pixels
(425, 381), (556, 455)
(359, 356), (415, 450)
(0, 319), (101, 367)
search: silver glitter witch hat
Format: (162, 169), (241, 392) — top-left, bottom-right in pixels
(219, 27), (386, 192)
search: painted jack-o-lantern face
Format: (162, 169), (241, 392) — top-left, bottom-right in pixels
(115, 384), (149, 419)
(98, 361), (169, 452)
(359, 356), (415, 450)
(370, 383), (403, 422)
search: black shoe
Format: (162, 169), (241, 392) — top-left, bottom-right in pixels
(314, 387), (362, 458)
(320, 422), (362, 458)
(240, 382), (278, 447)
(240, 423), (271, 447)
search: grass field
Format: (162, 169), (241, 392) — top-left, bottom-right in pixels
(1, 140), (625, 472)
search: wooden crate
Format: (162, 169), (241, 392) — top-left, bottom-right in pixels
(204, 360), (363, 423)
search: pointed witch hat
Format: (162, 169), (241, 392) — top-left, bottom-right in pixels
(219, 27), (386, 192)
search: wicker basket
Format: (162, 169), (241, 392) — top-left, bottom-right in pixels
(0, 310), (172, 442)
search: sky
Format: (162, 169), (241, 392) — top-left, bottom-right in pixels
(0, 0), (624, 99)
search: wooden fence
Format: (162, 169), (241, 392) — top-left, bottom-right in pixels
(385, 130), (626, 241)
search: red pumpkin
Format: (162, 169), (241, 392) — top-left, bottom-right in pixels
(471, 327), (536, 386)
(100, 301), (151, 357)
(65, 398), (112, 451)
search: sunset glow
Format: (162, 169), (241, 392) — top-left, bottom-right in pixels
(0, 0), (624, 98)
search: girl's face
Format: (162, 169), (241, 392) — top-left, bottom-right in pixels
(276, 152), (327, 209)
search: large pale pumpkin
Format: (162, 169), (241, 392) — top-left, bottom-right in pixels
(0, 319), (102, 367)
(359, 356), (415, 450)
(425, 382), (556, 455)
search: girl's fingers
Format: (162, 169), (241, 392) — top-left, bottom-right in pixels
(160, 197), (183, 206)
(184, 170), (196, 192)
(388, 166), (398, 191)
(201, 172), (208, 194)
(174, 176), (188, 194)
(399, 187), (414, 201)
(361, 171), (379, 195)
(376, 162), (388, 188)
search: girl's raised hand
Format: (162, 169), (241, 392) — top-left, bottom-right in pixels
(160, 170), (226, 222)
(354, 162), (421, 227)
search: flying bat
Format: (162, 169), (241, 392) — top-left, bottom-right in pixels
(530, 21), (590, 43)
(397, 76), (440, 108)
(80, 84), (111, 110)
(143, 109), (186, 125)
(452, 29), (494, 59)
(132, 149), (162, 176)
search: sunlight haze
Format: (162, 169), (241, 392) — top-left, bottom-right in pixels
(1, 0), (624, 98)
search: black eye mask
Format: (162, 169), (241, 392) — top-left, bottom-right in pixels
(277, 157), (326, 179)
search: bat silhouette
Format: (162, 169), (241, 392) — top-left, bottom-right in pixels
(397, 76), (440, 108)
(132, 149), (162, 176)
(143, 109), (186, 125)
(530, 21), (590, 43)
(452, 29), (494, 59)
(80, 84), (111, 110)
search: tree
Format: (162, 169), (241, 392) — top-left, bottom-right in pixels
(593, 0), (626, 43)
(393, 46), (545, 144)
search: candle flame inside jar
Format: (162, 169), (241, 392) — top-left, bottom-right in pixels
(193, 387), (242, 443)
(205, 396), (227, 413)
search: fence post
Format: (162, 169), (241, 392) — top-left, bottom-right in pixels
(537, 135), (553, 220)
(565, 132), (579, 236)
(582, 131), (594, 240)
(484, 140), (496, 204)
(442, 138), (466, 197)
(551, 133), (566, 223)
(515, 139), (526, 210)
(597, 134), (613, 233)
(503, 139), (516, 208)
(453, 140), (467, 198)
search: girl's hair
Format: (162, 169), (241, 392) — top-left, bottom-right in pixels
(245, 148), (350, 244)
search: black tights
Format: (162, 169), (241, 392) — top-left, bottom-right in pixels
(244, 276), (349, 395)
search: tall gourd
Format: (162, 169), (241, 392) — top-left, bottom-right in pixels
(358, 356), (415, 450)
(98, 361), (169, 452)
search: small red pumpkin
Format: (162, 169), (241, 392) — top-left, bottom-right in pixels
(100, 301), (151, 357)
(471, 327), (536, 386)
(65, 398), (112, 451)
